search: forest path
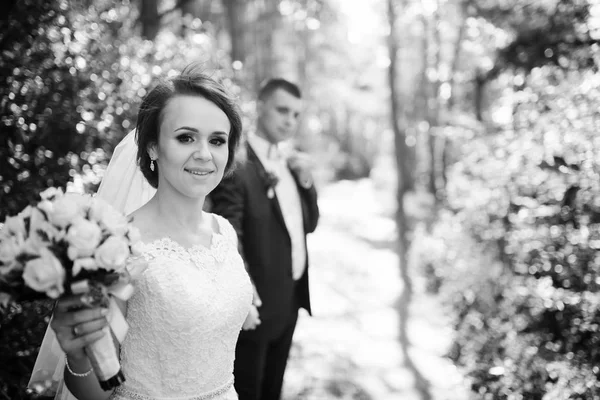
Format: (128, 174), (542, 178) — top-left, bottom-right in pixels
(282, 179), (469, 400)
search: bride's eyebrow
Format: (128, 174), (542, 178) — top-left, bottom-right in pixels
(174, 127), (229, 136)
(174, 126), (199, 133)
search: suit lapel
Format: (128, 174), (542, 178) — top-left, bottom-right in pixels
(247, 145), (288, 232)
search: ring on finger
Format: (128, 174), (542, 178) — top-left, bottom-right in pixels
(72, 326), (79, 337)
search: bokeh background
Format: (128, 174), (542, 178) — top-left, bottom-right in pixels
(1, 0), (600, 399)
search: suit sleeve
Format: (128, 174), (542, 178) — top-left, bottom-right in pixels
(300, 184), (319, 234)
(210, 172), (247, 258)
(211, 172), (262, 304)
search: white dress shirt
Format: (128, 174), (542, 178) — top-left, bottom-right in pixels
(248, 134), (307, 280)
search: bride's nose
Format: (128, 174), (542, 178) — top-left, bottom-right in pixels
(192, 141), (212, 161)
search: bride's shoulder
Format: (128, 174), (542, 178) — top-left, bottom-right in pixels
(128, 200), (152, 221)
(128, 204), (163, 243)
(208, 212), (237, 240)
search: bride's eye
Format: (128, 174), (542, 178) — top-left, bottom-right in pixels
(210, 137), (227, 146)
(176, 134), (194, 143)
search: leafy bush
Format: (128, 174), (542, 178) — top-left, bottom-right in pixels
(413, 65), (600, 399)
(0, 1), (235, 398)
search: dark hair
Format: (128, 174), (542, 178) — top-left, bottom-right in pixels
(257, 78), (302, 101)
(136, 65), (243, 188)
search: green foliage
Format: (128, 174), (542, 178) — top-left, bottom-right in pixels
(0, 301), (53, 400)
(473, 0), (597, 77)
(415, 62), (600, 398)
(0, 0), (238, 220)
(0, 1), (237, 398)
(1, 0), (85, 220)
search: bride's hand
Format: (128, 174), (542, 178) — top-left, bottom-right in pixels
(242, 305), (261, 331)
(50, 294), (110, 360)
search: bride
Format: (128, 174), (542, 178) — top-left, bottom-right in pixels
(29, 65), (253, 400)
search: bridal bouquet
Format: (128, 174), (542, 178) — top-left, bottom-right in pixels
(0, 187), (145, 390)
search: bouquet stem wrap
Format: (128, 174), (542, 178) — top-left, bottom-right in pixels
(86, 325), (125, 390)
(71, 279), (133, 390)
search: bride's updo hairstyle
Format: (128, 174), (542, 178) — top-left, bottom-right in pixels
(135, 64), (243, 188)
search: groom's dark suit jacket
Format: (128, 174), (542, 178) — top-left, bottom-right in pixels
(210, 144), (319, 339)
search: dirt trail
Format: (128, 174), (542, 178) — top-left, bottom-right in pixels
(282, 179), (469, 400)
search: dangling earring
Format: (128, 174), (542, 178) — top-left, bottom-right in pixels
(150, 159), (155, 172)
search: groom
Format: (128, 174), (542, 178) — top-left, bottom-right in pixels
(210, 78), (319, 400)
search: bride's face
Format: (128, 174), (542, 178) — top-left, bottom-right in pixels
(150, 95), (231, 199)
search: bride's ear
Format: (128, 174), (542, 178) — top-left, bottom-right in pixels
(147, 143), (158, 161)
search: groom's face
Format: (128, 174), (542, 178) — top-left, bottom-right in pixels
(257, 88), (302, 144)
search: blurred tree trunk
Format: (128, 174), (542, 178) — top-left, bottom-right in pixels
(223, 0), (245, 64)
(181, 0), (197, 16)
(388, 3), (431, 396)
(297, 23), (309, 89)
(440, 0), (469, 195)
(247, 0), (281, 90)
(417, 4), (434, 197)
(387, 0), (411, 265)
(416, 6), (429, 141)
(425, 0), (442, 202)
(180, 0), (200, 35)
(417, 4), (437, 197)
(197, 0), (213, 20)
(474, 72), (485, 121)
(140, 0), (160, 40)
(447, 0), (469, 112)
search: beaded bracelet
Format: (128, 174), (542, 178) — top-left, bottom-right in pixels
(65, 357), (93, 377)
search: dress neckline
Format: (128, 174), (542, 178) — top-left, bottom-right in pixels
(141, 235), (223, 254)
(139, 213), (225, 253)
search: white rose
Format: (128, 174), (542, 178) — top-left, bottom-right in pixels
(40, 187), (63, 201)
(0, 260), (19, 277)
(103, 210), (129, 236)
(73, 257), (98, 276)
(4, 215), (27, 238)
(90, 198), (129, 236)
(66, 218), (103, 259)
(127, 225), (141, 245)
(29, 207), (49, 232)
(37, 200), (54, 216)
(95, 236), (130, 271)
(22, 247), (65, 298)
(18, 205), (33, 219)
(23, 236), (49, 256)
(130, 241), (145, 257)
(126, 256), (149, 278)
(25, 208), (58, 255)
(48, 195), (82, 228)
(89, 197), (111, 220)
(65, 192), (92, 210)
(0, 235), (24, 263)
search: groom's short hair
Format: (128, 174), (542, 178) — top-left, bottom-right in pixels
(135, 64), (243, 188)
(258, 78), (302, 101)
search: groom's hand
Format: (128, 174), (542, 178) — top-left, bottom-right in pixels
(242, 305), (261, 330)
(252, 284), (262, 307)
(287, 151), (315, 189)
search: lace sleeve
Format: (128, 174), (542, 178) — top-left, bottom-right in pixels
(126, 253), (151, 281)
(213, 214), (239, 246)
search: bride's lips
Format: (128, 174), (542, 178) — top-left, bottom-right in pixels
(184, 168), (214, 176)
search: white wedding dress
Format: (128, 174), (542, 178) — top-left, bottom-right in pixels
(110, 214), (252, 400)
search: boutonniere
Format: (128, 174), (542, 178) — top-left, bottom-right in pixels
(264, 170), (279, 199)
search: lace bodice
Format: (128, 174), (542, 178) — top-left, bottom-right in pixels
(110, 214), (252, 400)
